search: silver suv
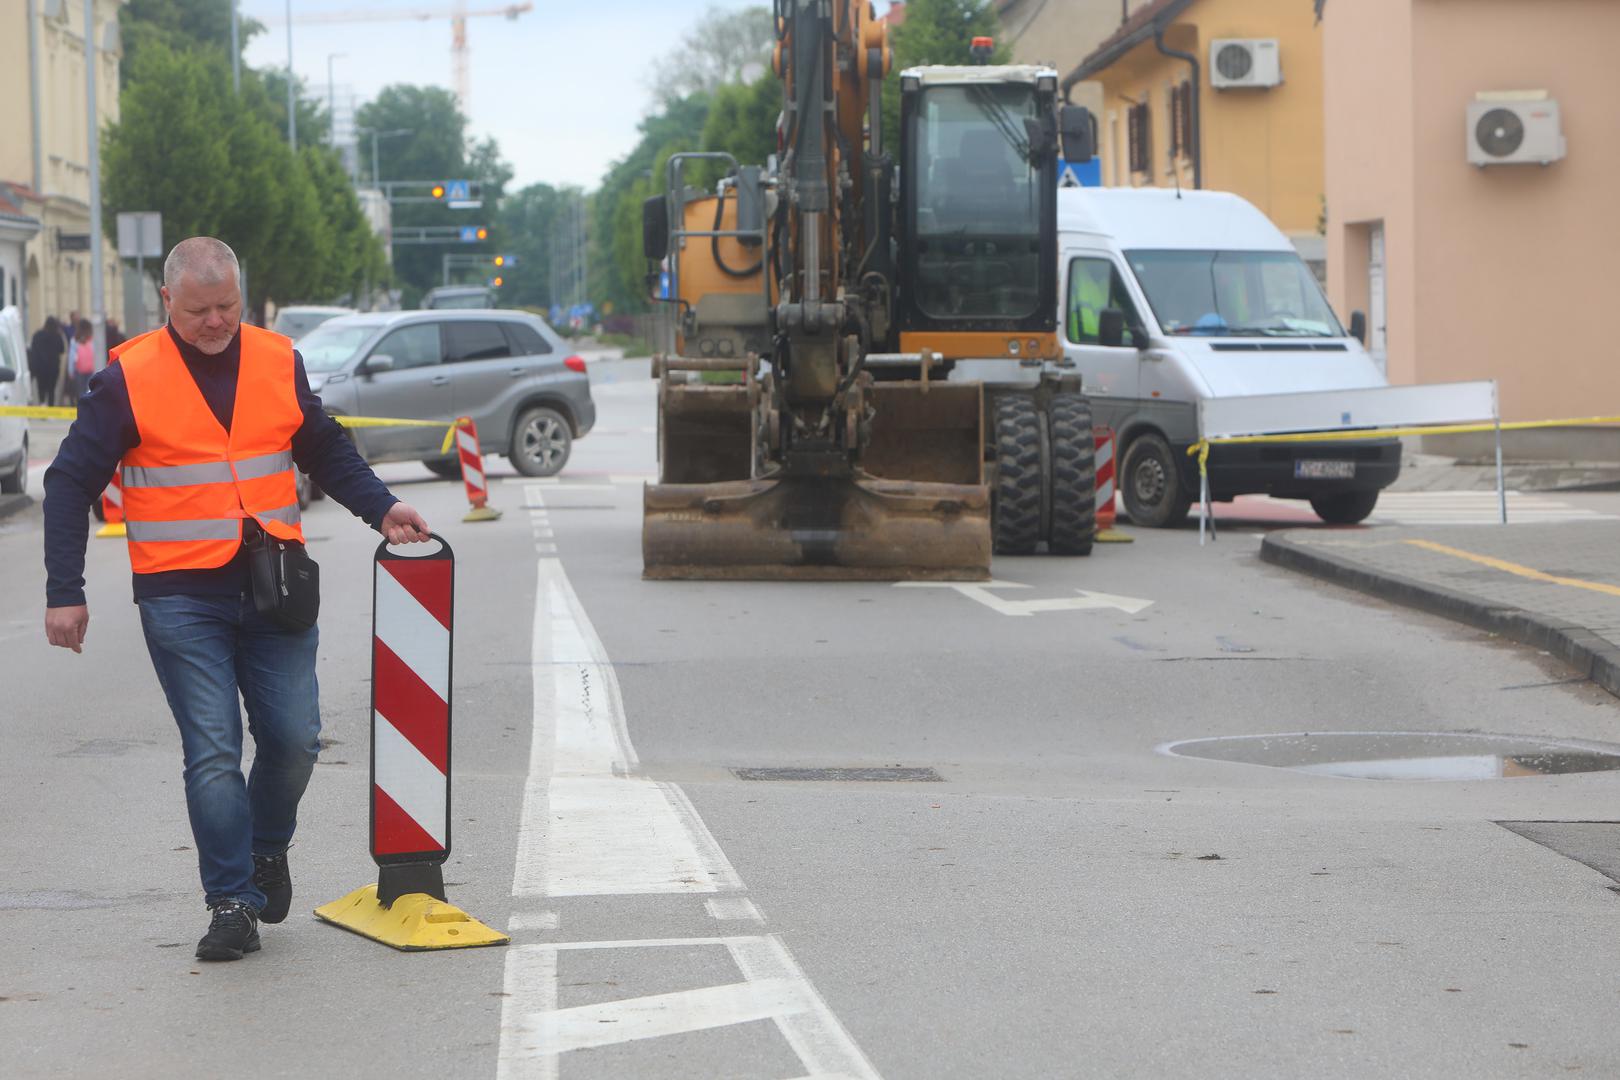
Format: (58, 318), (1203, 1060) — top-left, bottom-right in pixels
(295, 310), (594, 478)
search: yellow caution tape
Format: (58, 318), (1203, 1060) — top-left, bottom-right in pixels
(0, 405), (469, 455)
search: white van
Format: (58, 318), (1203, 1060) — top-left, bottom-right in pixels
(0, 306), (31, 494)
(1057, 187), (1397, 526)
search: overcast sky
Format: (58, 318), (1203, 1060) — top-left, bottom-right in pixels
(243, 1), (898, 192)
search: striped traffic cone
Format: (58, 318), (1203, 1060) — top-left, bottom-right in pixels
(1094, 427), (1133, 543)
(313, 535), (508, 951)
(454, 417), (501, 523)
(96, 468), (127, 538)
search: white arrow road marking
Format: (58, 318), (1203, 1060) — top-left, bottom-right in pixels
(896, 579), (1154, 617)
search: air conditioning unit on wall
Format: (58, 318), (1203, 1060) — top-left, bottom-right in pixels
(1467, 92), (1566, 166)
(1209, 39), (1280, 89)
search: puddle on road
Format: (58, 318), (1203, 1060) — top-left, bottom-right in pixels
(1162, 731), (1620, 781)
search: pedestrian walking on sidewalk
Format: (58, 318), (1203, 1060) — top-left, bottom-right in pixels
(42, 236), (433, 962)
(27, 316), (64, 406)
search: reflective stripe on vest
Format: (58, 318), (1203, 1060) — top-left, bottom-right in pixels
(117, 326), (305, 574)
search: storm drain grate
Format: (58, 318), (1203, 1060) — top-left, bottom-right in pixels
(730, 766), (943, 782)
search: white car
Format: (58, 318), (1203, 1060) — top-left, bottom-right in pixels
(272, 305), (356, 341)
(0, 306), (31, 495)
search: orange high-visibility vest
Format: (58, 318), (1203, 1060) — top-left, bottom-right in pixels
(114, 325), (304, 574)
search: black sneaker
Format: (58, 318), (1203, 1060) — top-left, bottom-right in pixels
(252, 852), (292, 924)
(196, 900), (261, 961)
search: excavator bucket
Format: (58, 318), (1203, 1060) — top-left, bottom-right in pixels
(643, 380), (990, 580)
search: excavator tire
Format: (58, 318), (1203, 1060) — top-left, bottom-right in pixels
(993, 394), (1041, 555)
(1046, 393), (1097, 556)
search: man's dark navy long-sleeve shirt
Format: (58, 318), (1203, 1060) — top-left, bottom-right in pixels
(43, 324), (398, 608)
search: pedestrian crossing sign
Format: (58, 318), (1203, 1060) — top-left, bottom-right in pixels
(446, 180), (470, 201)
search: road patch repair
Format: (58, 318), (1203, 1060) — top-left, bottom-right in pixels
(1262, 522), (1620, 697)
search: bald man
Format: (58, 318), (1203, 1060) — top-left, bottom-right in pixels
(43, 237), (431, 961)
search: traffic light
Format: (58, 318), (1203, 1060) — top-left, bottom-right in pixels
(476, 227), (488, 241)
(493, 255), (505, 267)
(490, 276), (504, 288)
(431, 183), (446, 199)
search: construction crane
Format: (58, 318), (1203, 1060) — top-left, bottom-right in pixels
(268, 2), (534, 116)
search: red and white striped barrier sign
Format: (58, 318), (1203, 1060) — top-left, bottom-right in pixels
(371, 537), (454, 895)
(453, 416), (501, 522)
(1095, 427), (1117, 531)
(314, 535), (505, 948)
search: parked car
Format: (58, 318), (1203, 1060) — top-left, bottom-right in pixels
(422, 285), (496, 310)
(1054, 187), (1397, 526)
(294, 310), (594, 478)
(0, 306), (32, 495)
(272, 305), (356, 340)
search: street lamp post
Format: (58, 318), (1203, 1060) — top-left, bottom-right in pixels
(83, 0), (106, 370)
(285, 0), (296, 150)
(327, 52), (346, 148)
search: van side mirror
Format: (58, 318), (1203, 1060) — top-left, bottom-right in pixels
(0, 367), (15, 384)
(1059, 105), (1097, 164)
(1097, 308), (1126, 348)
(361, 353), (395, 375)
(1348, 310), (1367, 344)
(642, 195), (670, 263)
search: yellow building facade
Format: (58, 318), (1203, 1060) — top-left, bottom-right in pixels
(1063, 0), (1326, 266)
(0, 0), (125, 333)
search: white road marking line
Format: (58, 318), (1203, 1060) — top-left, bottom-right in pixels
(533, 976), (813, 1054)
(499, 487), (879, 1078)
(503, 937), (880, 1079)
(706, 896), (764, 923)
(897, 579), (1153, 617)
(507, 911), (559, 931)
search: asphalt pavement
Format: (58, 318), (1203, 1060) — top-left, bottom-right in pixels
(5, 357), (1620, 1078)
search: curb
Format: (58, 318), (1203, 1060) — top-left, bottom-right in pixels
(0, 493), (34, 521)
(1260, 530), (1620, 701)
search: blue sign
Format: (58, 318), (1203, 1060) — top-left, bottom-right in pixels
(446, 180), (471, 201)
(458, 226), (479, 243)
(1057, 157), (1103, 188)
(658, 271), (671, 299)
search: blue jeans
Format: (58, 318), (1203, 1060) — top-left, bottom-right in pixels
(138, 593), (321, 910)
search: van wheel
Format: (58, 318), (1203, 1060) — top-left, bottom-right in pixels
(1046, 394), (1095, 555)
(992, 394), (1041, 555)
(1121, 432), (1192, 528)
(1310, 490), (1379, 525)
(511, 406), (571, 477)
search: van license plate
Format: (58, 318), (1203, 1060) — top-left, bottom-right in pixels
(1295, 460), (1355, 479)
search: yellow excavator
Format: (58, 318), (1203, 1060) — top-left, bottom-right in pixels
(641, 0), (1097, 580)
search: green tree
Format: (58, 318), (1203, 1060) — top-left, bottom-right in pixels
(355, 86), (511, 306)
(119, 0), (259, 87)
(494, 183), (583, 310)
(883, 0), (1009, 137)
(701, 72), (779, 173)
(649, 5), (775, 104)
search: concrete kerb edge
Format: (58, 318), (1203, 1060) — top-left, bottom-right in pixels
(1259, 531), (1620, 701)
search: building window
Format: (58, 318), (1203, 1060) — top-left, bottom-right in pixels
(1127, 101), (1152, 175)
(1169, 81), (1194, 160)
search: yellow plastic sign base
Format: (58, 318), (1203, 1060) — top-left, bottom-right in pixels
(462, 504), (502, 523)
(95, 522), (127, 538)
(1096, 528), (1135, 543)
(313, 884), (510, 951)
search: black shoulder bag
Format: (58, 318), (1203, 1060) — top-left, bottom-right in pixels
(244, 519), (320, 631)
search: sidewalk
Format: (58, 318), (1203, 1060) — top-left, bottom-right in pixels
(1389, 452), (1620, 493)
(1262, 521), (1620, 697)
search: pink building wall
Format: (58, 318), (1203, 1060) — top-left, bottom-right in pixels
(1325, 0), (1620, 427)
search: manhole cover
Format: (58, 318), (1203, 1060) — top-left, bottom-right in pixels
(1161, 732), (1620, 781)
(730, 766), (942, 782)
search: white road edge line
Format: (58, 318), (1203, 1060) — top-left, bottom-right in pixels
(706, 896), (765, 923)
(498, 486), (877, 1078)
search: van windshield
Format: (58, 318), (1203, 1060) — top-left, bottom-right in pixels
(296, 324), (374, 372)
(1126, 250), (1344, 337)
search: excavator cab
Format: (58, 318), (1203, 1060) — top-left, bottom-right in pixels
(640, 3), (1097, 581)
